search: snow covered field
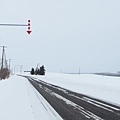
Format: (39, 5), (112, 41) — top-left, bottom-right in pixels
(0, 72), (120, 120)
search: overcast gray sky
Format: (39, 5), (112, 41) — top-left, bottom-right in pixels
(0, 0), (120, 73)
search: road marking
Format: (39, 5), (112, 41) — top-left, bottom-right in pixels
(40, 84), (103, 120)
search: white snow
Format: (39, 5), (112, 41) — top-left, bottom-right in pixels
(0, 75), (62, 120)
(0, 72), (120, 120)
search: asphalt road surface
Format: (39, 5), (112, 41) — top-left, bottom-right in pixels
(25, 76), (120, 120)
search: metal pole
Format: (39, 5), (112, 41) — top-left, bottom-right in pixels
(79, 67), (80, 75)
(14, 65), (23, 74)
(0, 24), (27, 26)
(0, 46), (7, 79)
(9, 59), (11, 74)
(20, 66), (23, 74)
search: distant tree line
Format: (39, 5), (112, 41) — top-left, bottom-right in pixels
(30, 65), (45, 75)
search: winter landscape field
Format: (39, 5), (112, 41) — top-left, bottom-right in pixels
(0, 72), (120, 120)
(0, 0), (120, 119)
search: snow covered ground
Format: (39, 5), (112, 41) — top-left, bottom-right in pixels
(0, 72), (120, 120)
(0, 75), (62, 120)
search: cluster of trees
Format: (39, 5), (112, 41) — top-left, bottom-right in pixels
(0, 68), (10, 79)
(30, 65), (45, 75)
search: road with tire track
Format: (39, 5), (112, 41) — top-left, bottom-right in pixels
(25, 76), (120, 120)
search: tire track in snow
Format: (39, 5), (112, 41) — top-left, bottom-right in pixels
(26, 76), (120, 120)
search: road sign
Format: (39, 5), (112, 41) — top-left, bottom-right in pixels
(0, 20), (32, 35)
(27, 20), (32, 34)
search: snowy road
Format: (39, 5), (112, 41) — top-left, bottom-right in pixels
(25, 76), (120, 120)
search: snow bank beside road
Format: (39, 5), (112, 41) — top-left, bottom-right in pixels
(0, 75), (62, 120)
(0, 76), (34, 120)
(28, 73), (120, 106)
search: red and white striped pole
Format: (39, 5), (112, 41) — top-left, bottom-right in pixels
(27, 20), (32, 34)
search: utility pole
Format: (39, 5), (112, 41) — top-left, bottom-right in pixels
(20, 66), (23, 74)
(79, 67), (80, 75)
(9, 59), (11, 74)
(61, 69), (62, 73)
(37, 63), (40, 68)
(0, 46), (7, 79)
